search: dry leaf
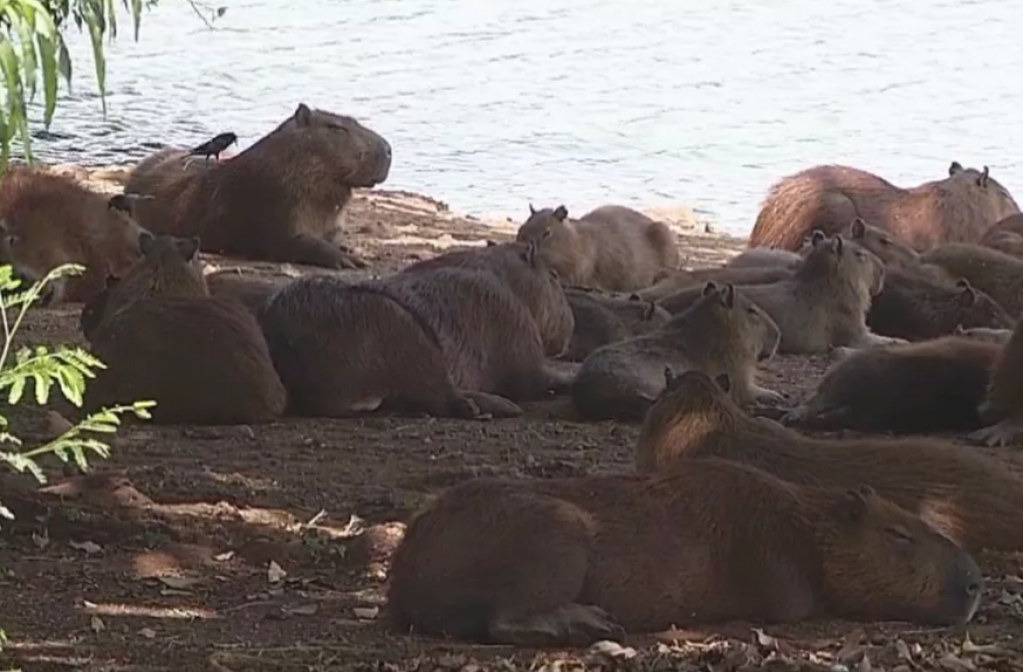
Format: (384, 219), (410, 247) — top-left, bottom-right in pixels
(157, 576), (199, 590)
(90, 615), (105, 633)
(267, 560), (287, 584)
(282, 603), (319, 616)
(70, 540), (102, 555)
(31, 532), (49, 549)
(938, 653), (977, 672)
(856, 653), (873, 672)
(214, 551), (234, 562)
(589, 640), (637, 659)
(962, 634), (1007, 655)
(895, 639), (913, 661)
(655, 624), (686, 644)
(353, 606), (379, 619)
(160, 588), (194, 597)
(138, 628), (157, 639)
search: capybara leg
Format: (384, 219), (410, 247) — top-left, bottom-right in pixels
(488, 603), (626, 648)
(278, 233), (367, 270)
(828, 345), (858, 362)
(460, 390), (524, 418)
(968, 418), (1023, 447)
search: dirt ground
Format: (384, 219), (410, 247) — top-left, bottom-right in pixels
(3, 169), (1023, 672)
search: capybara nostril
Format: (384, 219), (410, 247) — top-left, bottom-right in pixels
(942, 556), (984, 625)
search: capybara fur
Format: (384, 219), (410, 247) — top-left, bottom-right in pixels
(561, 288), (671, 361)
(0, 167), (145, 304)
(571, 282), (781, 421)
(921, 243), (1023, 317)
(636, 369), (1023, 552)
(980, 214), (1023, 258)
(955, 325), (1013, 345)
(386, 458), (982, 646)
(637, 266), (793, 303)
(257, 275), (511, 419)
(516, 204), (679, 292)
(726, 246), (804, 270)
(750, 163), (1020, 251)
(124, 103), (392, 269)
(205, 270), (294, 317)
(969, 317), (1023, 446)
(81, 232), (286, 425)
(400, 240), (574, 356)
(844, 217), (922, 268)
(783, 336), (1001, 434)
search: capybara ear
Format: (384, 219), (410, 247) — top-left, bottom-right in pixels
(104, 274), (122, 289)
(714, 372), (732, 393)
(628, 293), (641, 302)
(849, 218), (867, 239)
(642, 301), (657, 320)
(553, 205), (569, 222)
(978, 166), (990, 188)
(701, 281), (719, 296)
(138, 231), (156, 256)
(830, 235), (844, 256)
(293, 103), (313, 127)
(810, 229), (826, 247)
(528, 203), (536, 216)
(663, 366), (676, 389)
(720, 283), (736, 308)
(485, 239), (498, 247)
(176, 236), (201, 262)
(949, 161), (964, 176)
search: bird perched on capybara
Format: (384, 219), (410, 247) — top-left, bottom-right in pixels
(81, 232), (286, 425)
(123, 103), (392, 269)
(400, 240), (574, 357)
(188, 131), (238, 163)
(515, 204), (679, 292)
(920, 243), (1023, 317)
(750, 163), (1020, 251)
(980, 214), (1023, 258)
(969, 316), (1023, 446)
(561, 288), (670, 361)
(386, 457), (981, 647)
(571, 282), (781, 421)
(204, 270), (294, 317)
(636, 369), (1023, 553)
(0, 167), (146, 304)
(782, 336), (1001, 434)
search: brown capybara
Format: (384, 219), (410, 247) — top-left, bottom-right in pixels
(81, 232), (286, 425)
(515, 204), (679, 292)
(571, 282), (782, 421)
(123, 103), (392, 269)
(636, 369), (1023, 552)
(782, 336), (1001, 434)
(920, 243), (1023, 317)
(386, 457), (982, 646)
(561, 288), (671, 361)
(257, 274), (517, 419)
(750, 163), (1020, 251)
(205, 270), (294, 317)
(0, 167), (145, 304)
(843, 217), (923, 268)
(400, 240), (574, 356)
(867, 268), (1013, 341)
(969, 316), (1023, 446)
(979, 213), (1023, 257)
(636, 265), (793, 302)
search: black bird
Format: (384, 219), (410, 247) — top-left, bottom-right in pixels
(188, 132), (238, 163)
(108, 193), (155, 214)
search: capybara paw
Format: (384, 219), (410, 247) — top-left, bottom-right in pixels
(448, 394), (482, 420)
(489, 603), (625, 648)
(968, 419), (1023, 447)
(780, 405), (810, 426)
(461, 391), (524, 419)
(337, 251), (368, 270)
(751, 386), (787, 407)
(828, 345), (857, 362)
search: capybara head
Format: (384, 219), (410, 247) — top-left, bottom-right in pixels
(947, 162), (1020, 223)
(801, 232), (886, 297)
(79, 274), (121, 341)
(516, 204), (571, 244)
(817, 485), (982, 626)
(845, 217), (920, 267)
(675, 282), (781, 364)
(951, 279), (1015, 331)
(274, 102), (392, 188)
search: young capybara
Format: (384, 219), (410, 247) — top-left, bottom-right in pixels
(204, 270), (294, 317)
(969, 316), (1023, 446)
(636, 265), (793, 303)
(636, 369), (1023, 552)
(782, 336), (1001, 434)
(81, 232), (286, 425)
(571, 282), (782, 421)
(123, 103), (392, 269)
(979, 213), (1023, 257)
(561, 288), (671, 361)
(257, 275), (513, 419)
(920, 243), (1023, 317)
(400, 240), (574, 357)
(515, 204), (679, 292)
(386, 457), (982, 646)
(0, 167), (145, 304)
(749, 163), (1020, 251)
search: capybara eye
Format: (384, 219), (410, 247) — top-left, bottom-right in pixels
(746, 307), (758, 316)
(880, 238), (892, 247)
(885, 526), (914, 544)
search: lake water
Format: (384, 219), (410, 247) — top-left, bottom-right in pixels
(29, 0), (1023, 237)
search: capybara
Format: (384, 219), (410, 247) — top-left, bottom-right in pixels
(726, 246), (804, 270)
(386, 457), (982, 646)
(782, 336), (1001, 434)
(400, 240), (574, 356)
(969, 316), (1023, 446)
(257, 274), (514, 419)
(636, 265), (793, 303)
(561, 288), (671, 361)
(920, 243), (1023, 317)
(81, 232), (286, 425)
(636, 369), (1023, 552)
(979, 213), (1023, 257)
(750, 163), (1020, 251)
(0, 167), (145, 304)
(205, 270), (294, 317)
(571, 282), (781, 421)
(844, 217), (922, 268)
(123, 103), (392, 269)
(515, 204), (679, 291)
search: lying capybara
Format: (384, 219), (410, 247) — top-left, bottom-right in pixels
(921, 243), (1023, 317)
(81, 232), (286, 425)
(0, 167), (145, 304)
(636, 265), (793, 303)
(561, 288), (670, 361)
(969, 316), (1023, 446)
(386, 457), (981, 646)
(979, 214), (1023, 257)
(258, 275), (515, 419)
(400, 240), (574, 356)
(516, 204), (679, 292)
(205, 270), (294, 317)
(725, 246), (803, 270)
(571, 282), (781, 421)
(636, 369), (1023, 552)
(124, 103), (392, 269)
(783, 336), (1001, 434)
(750, 163), (1020, 251)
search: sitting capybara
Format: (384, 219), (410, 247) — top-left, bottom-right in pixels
(0, 167), (145, 304)
(979, 214), (1023, 257)
(205, 270), (294, 317)
(258, 275), (517, 419)
(561, 288), (670, 361)
(636, 369), (1023, 552)
(400, 240), (574, 357)
(515, 204), (679, 292)
(386, 457), (981, 646)
(571, 282), (781, 421)
(124, 103), (392, 269)
(782, 336), (1001, 434)
(921, 243), (1023, 317)
(750, 163), (1020, 251)
(636, 265), (793, 303)
(81, 232), (286, 425)
(969, 316), (1023, 446)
